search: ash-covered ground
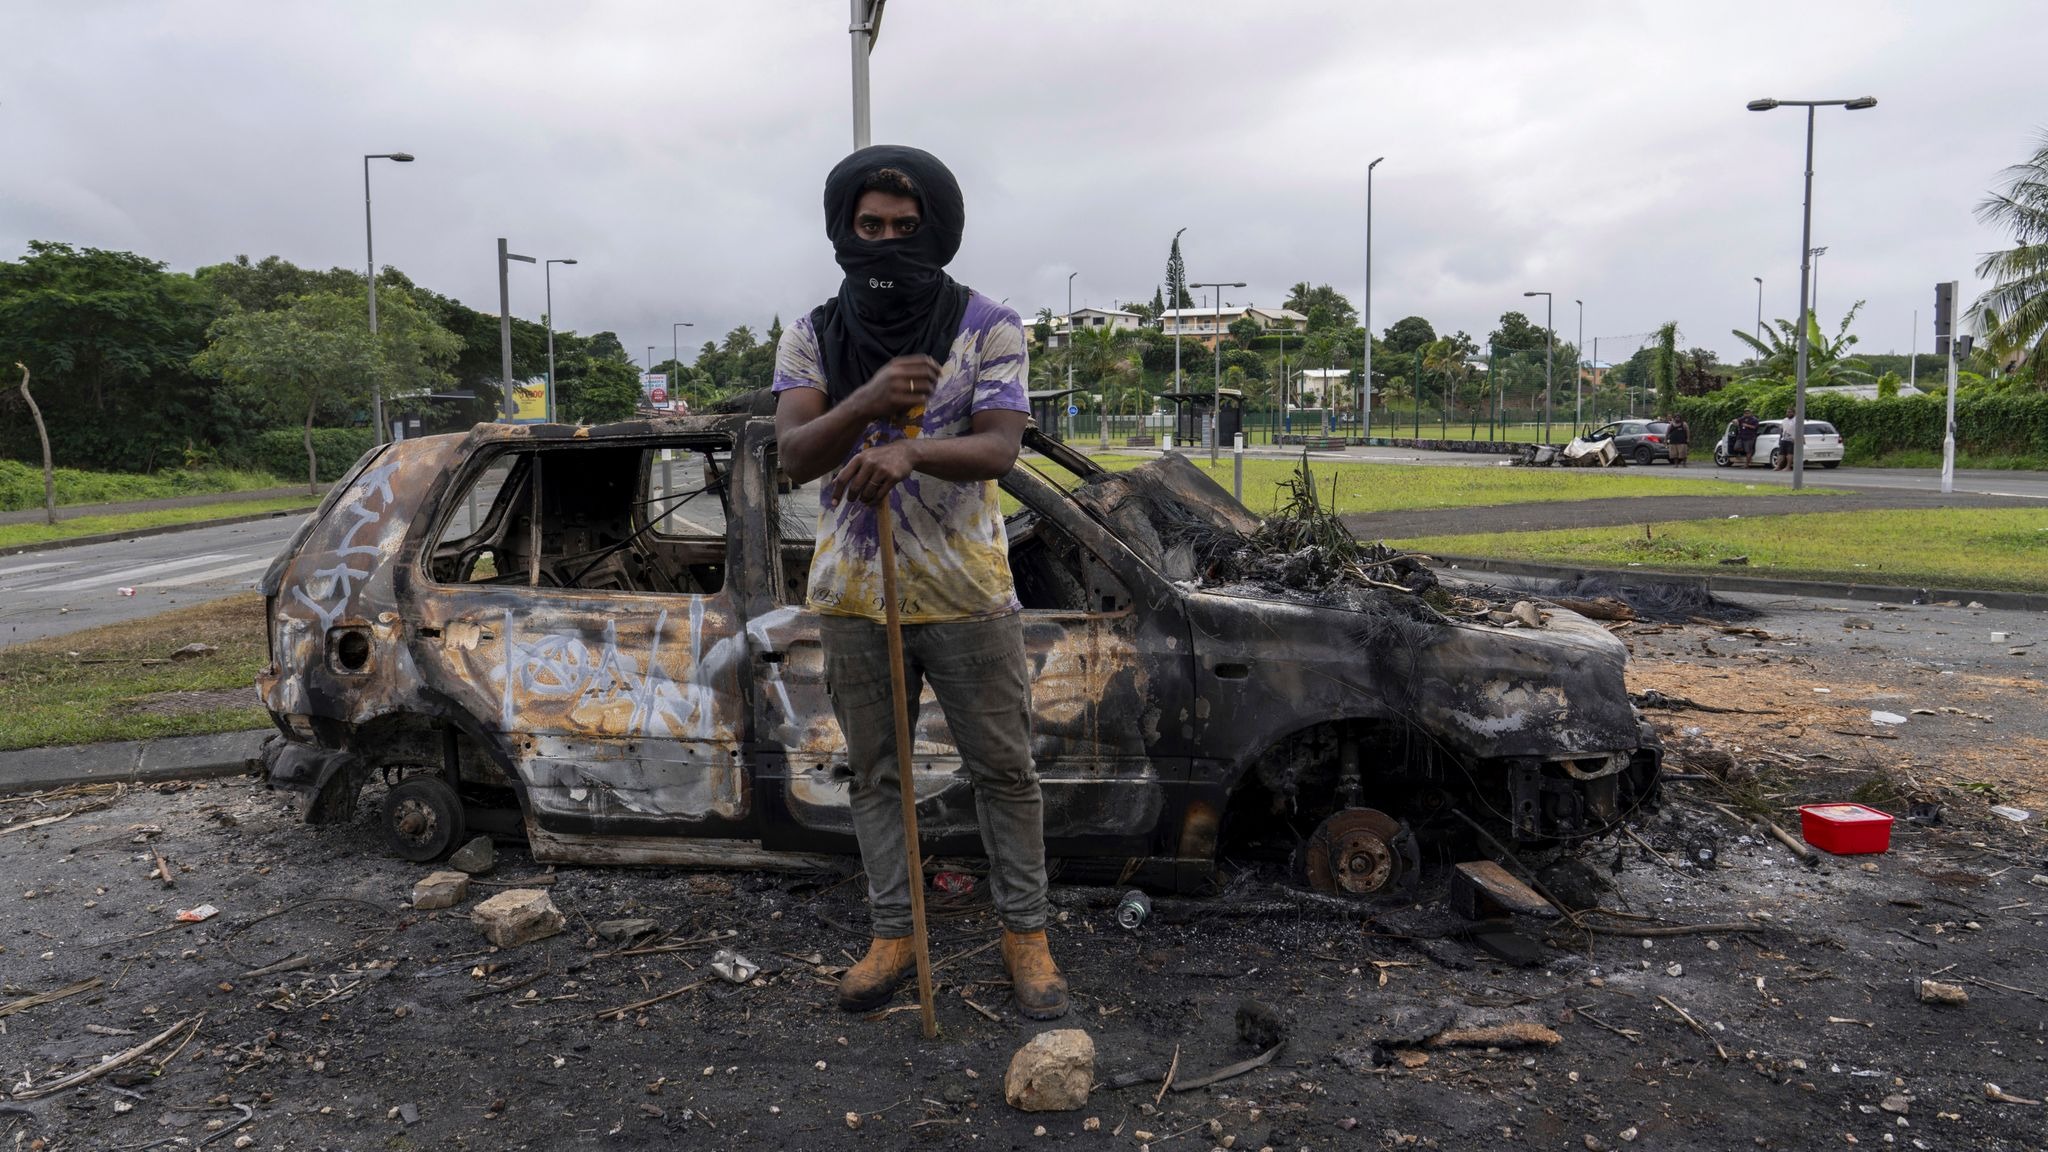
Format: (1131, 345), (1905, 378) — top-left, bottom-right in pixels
(2, 593), (2045, 1152)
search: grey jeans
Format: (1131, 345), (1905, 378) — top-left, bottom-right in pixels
(819, 611), (1047, 936)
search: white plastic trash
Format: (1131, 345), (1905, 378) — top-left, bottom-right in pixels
(1870, 711), (1908, 725)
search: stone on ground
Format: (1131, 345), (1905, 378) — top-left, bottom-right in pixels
(1004, 1028), (1095, 1112)
(472, 888), (564, 947)
(411, 870), (469, 910)
(447, 835), (495, 875)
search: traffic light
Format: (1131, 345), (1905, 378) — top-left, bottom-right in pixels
(1934, 282), (1953, 356)
(1957, 334), (1974, 359)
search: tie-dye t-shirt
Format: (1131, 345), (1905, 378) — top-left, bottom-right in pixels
(771, 292), (1030, 623)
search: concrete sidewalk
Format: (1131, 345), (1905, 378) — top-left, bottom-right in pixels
(0, 730), (269, 795)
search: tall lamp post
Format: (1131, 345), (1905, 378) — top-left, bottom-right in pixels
(543, 258), (577, 423)
(848, 0), (886, 148)
(363, 151), (414, 443)
(1753, 276), (1764, 342)
(1189, 279), (1245, 463)
(1523, 291), (1553, 443)
(1065, 271), (1078, 441)
(498, 239), (536, 418)
(672, 322), (694, 409)
(1363, 156), (1384, 445)
(1573, 298), (1584, 431)
(1747, 95), (1876, 490)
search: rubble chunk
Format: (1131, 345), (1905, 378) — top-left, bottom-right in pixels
(1424, 1020), (1561, 1049)
(411, 871), (469, 910)
(471, 888), (564, 948)
(1915, 979), (1968, 1007)
(447, 835), (496, 875)
(1005, 1029), (1095, 1112)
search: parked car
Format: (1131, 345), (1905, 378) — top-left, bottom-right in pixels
(1713, 419), (1844, 469)
(256, 416), (1660, 895)
(1581, 420), (1672, 465)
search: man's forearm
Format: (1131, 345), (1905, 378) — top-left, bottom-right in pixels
(779, 399), (874, 483)
(905, 430), (1019, 482)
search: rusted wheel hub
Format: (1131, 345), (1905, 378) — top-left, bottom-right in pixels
(1305, 808), (1409, 896)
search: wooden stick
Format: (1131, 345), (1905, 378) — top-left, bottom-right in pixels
(8, 1014), (200, 1100)
(0, 977), (103, 1019)
(878, 502), (938, 1041)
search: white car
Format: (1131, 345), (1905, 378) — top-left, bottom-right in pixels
(1714, 419), (1843, 469)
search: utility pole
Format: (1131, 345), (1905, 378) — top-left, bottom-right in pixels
(849, 0), (886, 148)
(1574, 299), (1584, 432)
(1747, 94), (1878, 490)
(362, 151), (414, 442)
(498, 239), (536, 418)
(1363, 156), (1383, 446)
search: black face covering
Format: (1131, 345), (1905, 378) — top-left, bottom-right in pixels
(810, 145), (974, 405)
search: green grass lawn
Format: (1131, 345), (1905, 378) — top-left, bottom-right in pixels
(0, 461), (286, 512)
(0, 496), (315, 550)
(1391, 508), (2048, 591)
(1082, 454), (1820, 516)
(0, 595), (270, 750)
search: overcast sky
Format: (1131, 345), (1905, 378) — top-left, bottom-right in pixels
(5, 1), (2041, 368)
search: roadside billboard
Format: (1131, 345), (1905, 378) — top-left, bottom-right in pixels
(508, 377), (549, 423)
(641, 372), (670, 409)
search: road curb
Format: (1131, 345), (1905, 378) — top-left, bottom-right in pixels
(0, 507), (314, 558)
(0, 730), (272, 796)
(1428, 554), (2048, 613)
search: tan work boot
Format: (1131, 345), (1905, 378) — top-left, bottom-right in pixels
(838, 936), (918, 1012)
(1001, 928), (1069, 1020)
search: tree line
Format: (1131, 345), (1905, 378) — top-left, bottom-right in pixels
(0, 245), (653, 485)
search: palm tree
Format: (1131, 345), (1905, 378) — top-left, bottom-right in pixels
(1728, 302), (1872, 388)
(1971, 131), (2048, 381)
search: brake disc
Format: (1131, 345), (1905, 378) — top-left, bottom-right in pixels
(1305, 807), (1415, 897)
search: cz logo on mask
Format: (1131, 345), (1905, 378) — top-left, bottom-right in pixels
(869, 278), (894, 289)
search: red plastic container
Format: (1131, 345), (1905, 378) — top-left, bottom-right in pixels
(1798, 802), (1895, 855)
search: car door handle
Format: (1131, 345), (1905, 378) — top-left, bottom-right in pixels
(757, 651), (786, 664)
(1213, 662), (1250, 680)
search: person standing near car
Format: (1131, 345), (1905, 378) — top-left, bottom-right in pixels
(1667, 413), (1690, 466)
(771, 146), (1068, 1021)
(1734, 410), (1760, 467)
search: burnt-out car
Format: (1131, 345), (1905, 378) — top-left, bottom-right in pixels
(257, 416), (1658, 894)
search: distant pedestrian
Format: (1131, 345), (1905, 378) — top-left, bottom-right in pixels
(1733, 410), (1760, 467)
(1667, 413), (1690, 465)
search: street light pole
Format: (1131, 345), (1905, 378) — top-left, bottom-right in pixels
(1523, 291), (1553, 443)
(849, 0), (886, 148)
(1748, 94), (1876, 491)
(1190, 280), (1245, 463)
(1753, 276), (1764, 342)
(673, 321), (693, 410)
(362, 152), (414, 443)
(544, 258), (577, 423)
(1364, 156), (1384, 446)
(498, 239), (536, 419)
(1066, 271), (1077, 441)
(1574, 299), (1584, 431)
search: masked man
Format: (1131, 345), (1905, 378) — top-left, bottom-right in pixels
(771, 146), (1067, 1021)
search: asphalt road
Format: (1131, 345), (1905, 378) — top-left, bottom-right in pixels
(0, 512), (307, 647)
(1225, 441), (2048, 500)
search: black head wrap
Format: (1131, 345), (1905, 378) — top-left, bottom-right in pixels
(809, 145), (974, 404)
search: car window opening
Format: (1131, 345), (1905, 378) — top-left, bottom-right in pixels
(428, 442), (735, 595)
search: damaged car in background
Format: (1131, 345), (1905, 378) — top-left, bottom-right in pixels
(255, 415), (1660, 897)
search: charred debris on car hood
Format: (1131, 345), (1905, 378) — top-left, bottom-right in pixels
(1068, 451), (1534, 630)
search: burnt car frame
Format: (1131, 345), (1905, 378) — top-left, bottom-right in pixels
(257, 416), (1658, 894)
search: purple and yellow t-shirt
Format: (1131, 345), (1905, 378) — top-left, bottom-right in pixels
(772, 292), (1030, 623)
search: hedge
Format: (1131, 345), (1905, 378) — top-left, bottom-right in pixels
(233, 428), (380, 483)
(1672, 385), (2048, 459)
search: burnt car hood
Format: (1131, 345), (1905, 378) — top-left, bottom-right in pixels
(1067, 449), (1642, 761)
